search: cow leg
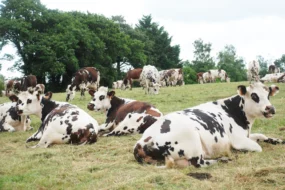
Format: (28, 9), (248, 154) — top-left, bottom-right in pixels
(250, 133), (285, 145)
(231, 136), (262, 152)
(26, 123), (45, 142)
(129, 79), (133, 90)
(98, 122), (114, 131)
(22, 116), (33, 131)
(80, 89), (85, 99)
(2, 123), (16, 132)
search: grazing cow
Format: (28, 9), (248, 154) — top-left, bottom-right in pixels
(134, 82), (283, 168)
(112, 80), (123, 89)
(66, 67), (100, 101)
(0, 95), (32, 132)
(122, 68), (142, 90)
(140, 65), (160, 95)
(5, 80), (21, 96)
(202, 71), (213, 83)
(260, 73), (284, 83)
(159, 70), (168, 87)
(21, 75), (37, 91)
(247, 60), (260, 82)
(16, 91), (99, 148)
(87, 87), (162, 136)
(269, 65), (280, 74)
(164, 69), (184, 86)
(196, 72), (204, 84)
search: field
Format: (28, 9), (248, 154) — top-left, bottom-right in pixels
(0, 82), (285, 190)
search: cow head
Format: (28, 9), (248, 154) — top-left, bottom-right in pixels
(66, 84), (76, 101)
(87, 86), (113, 111)
(218, 70), (227, 81)
(15, 90), (52, 117)
(237, 82), (279, 119)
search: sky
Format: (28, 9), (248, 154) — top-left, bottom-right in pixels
(1, 0), (285, 78)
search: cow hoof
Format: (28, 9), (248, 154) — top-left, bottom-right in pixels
(217, 157), (232, 163)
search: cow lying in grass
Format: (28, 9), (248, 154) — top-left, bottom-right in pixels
(134, 82), (283, 168)
(15, 90), (99, 148)
(87, 87), (162, 136)
(0, 95), (32, 132)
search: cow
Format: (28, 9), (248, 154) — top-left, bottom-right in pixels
(66, 67), (100, 101)
(247, 60), (260, 82)
(87, 87), (162, 136)
(0, 95), (32, 132)
(20, 75), (37, 92)
(5, 79), (21, 96)
(260, 73), (284, 83)
(269, 65), (280, 74)
(164, 69), (184, 86)
(122, 68), (142, 90)
(134, 82), (283, 168)
(112, 80), (123, 89)
(15, 90), (99, 148)
(140, 65), (160, 95)
(159, 70), (168, 87)
(202, 71), (213, 83)
(34, 84), (45, 94)
(196, 72), (204, 84)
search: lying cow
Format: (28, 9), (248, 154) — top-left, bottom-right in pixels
(134, 82), (283, 168)
(87, 87), (162, 136)
(260, 73), (284, 83)
(0, 95), (32, 132)
(140, 65), (160, 95)
(16, 90), (99, 148)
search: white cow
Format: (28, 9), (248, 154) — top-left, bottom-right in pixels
(112, 80), (123, 89)
(140, 65), (160, 94)
(260, 73), (284, 83)
(247, 60), (260, 82)
(134, 82), (283, 168)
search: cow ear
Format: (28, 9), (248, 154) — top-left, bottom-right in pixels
(107, 91), (115, 98)
(269, 85), (279, 96)
(88, 89), (95, 97)
(237, 85), (247, 96)
(44, 91), (53, 100)
(9, 95), (19, 102)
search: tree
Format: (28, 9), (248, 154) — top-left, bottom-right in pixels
(274, 54), (285, 72)
(191, 39), (215, 72)
(256, 55), (269, 77)
(217, 45), (247, 82)
(136, 15), (181, 69)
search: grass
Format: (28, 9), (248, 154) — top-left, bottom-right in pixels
(0, 82), (285, 190)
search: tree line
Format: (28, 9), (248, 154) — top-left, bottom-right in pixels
(0, 0), (284, 91)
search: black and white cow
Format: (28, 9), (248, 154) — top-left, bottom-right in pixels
(0, 95), (32, 132)
(139, 65), (160, 94)
(15, 91), (99, 148)
(87, 87), (162, 136)
(134, 82), (283, 168)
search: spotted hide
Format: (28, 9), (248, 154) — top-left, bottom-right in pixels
(140, 65), (160, 95)
(16, 91), (99, 148)
(87, 87), (162, 136)
(0, 95), (32, 132)
(134, 82), (283, 168)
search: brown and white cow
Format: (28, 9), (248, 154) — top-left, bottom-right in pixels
(66, 67), (100, 101)
(21, 75), (37, 92)
(0, 95), (32, 132)
(196, 72), (204, 84)
(164, 68), (184, 86)
(269, 65), (280, 74)
(34, 84), (45, 94)
(5, 79), (21, 96)
(87, 87), (162, 136)
(203, 69), (228, 83)
(16, 91), (99, 148)
(122, 68), (142, 90)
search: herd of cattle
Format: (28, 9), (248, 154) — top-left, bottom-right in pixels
(0, 62), (284, 169)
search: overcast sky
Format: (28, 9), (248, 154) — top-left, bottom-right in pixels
(1, 0), (285, 78)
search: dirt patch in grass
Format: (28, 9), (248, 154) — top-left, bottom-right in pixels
(187, 172), (212, 180)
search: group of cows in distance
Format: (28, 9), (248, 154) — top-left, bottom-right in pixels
(0, 62), (284, 169)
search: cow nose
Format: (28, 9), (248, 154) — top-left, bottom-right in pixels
(87, 103), (95, 111)
(265, 106), (275, 114)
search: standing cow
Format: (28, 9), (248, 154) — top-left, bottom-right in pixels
(269, 65), (280, 74)
(247, 60), (260, 82)
(140, 65), (160, 95)
(122, 68), (142, 90)
(112, 80), (123, 89)
(196, 72), (204, 84)
(21, 75), (37, 92)
(134, 82), (283, 168)
(164, 68), (184, 86)
(87, 87), (162, 136)
(66, 67), (100, 101)
(16, 90), (99, 148)
(5, 79), (21, 96)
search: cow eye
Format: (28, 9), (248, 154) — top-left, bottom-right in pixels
(251, 93), (260, 103)
(99, 95), (105, 101)
(27, 99), (32, 104)
(18, 100), (22, 104)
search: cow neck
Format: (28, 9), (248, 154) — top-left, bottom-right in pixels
(40, 97), (58, 122)
(218, 95), (251, 131)
(106, 96), (125, 122)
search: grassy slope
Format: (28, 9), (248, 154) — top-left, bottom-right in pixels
(0, 82), (285, 190)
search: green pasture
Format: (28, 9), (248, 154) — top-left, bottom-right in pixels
(0, 82), (285, 190)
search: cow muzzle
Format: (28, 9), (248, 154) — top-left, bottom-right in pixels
(263, 105), (276, 118)
(87, 103), (95, 111)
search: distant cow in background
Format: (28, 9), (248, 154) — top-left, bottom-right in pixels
(122, 68), (142, 90)
(202, 71), (213, 83)
(159, 70), (168, 87)
(261, 73), (284, 83)
(66, 67), (100, 101)
(34, 84), (45, 94)
(5, 80), (21, 96)
(247, 60), (260, 82)
(164, 68), (184, 86)
(268, 65), (280, 74)
(21, 75), (37, 91)
(203, 69), (228, 83)
(112, 80), (123, 89)
(140, 65), (160, 95)
(196, 72), (204, 84)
